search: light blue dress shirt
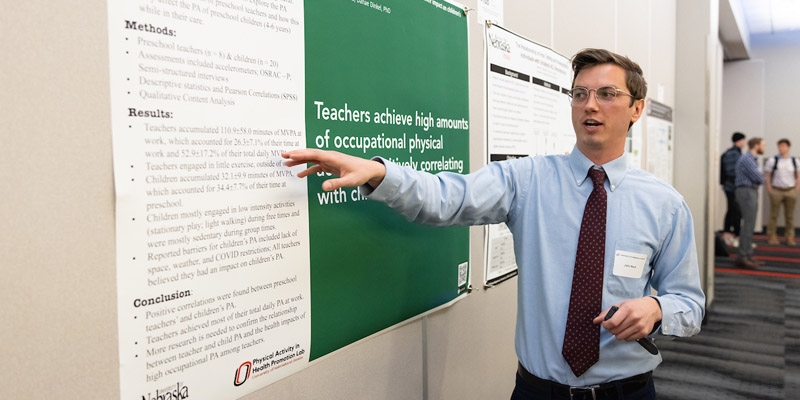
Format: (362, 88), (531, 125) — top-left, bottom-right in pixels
(363, 146), (705, 386)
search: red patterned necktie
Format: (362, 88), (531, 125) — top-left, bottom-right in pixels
(562, 167), (607, 377)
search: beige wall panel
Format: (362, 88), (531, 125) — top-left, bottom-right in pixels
(649, 0), (677, 107)
(1, 1), (119, 399)
(426, 284), (518, 400)
(673, 0), (718, 295)
(552, 0), (616, 58)
(503, 0), (553, 48)
(616, 0), (650, 80)
(719, 60), (765, 170)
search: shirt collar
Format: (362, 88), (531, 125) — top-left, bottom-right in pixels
(568, 145), (628, 192)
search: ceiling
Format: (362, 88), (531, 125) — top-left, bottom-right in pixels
(740, 0), (800, 35)
(719, 0), (800, 60)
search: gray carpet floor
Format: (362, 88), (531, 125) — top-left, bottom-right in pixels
(653, 237), (800, 400)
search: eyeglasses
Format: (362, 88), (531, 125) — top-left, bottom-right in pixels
(568, 86), (637, 106)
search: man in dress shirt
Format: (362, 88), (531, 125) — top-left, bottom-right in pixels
(734, 137), (766, 268)
(765, 139), (800, 246)
(283, 48), (704, 399)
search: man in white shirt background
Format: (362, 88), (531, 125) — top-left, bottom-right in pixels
(765, 138), (800, 245)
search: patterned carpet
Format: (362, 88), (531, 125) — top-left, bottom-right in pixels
(653, 234), (800, 400)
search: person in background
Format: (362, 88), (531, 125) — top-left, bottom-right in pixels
(720, 132), (746, 247)
(734, 137), (766, 268)
(283, 48), (705, 400)
(764, 138), (800, 246)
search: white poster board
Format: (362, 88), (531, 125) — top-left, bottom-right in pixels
(108, 1), (312, 398)
(627, 122), (644, 169)
(645, 99), (674, 185)
(483, 24), (573, 285)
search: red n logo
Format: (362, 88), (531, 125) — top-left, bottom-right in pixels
(234, 362), (252, 386)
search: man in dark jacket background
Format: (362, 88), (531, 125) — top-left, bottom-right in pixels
(721, 132), (746, 246)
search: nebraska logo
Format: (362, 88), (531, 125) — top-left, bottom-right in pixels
(488, 34), (511, 53)
(233, 361), (252, 387)
(141, 382), (189, 400)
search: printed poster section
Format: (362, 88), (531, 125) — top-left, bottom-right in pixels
(645, 99), (674, 186)
(484, 24), (572, 285)
(626, 121), (644, 169)
(305, 0), (471, 360)
(108, 0), (310, 398)
(477, 0), (504, 25)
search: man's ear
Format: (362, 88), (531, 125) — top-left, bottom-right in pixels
(630, 98), (645, 124)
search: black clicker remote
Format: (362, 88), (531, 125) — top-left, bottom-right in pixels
(603, 306), (659, 355)
(637, 337), (659, 355)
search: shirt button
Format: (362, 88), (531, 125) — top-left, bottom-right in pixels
(611, 185), (616, 190)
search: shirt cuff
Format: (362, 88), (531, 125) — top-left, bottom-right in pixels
(648, 296), (662, 335)
(360, 157), (402, 201)
(651, 295), (700, 337)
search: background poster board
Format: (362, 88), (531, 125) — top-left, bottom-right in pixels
(645, 99), (674, 185)
(108, 0), (470, 398)
(626, 121), (644, 169)
(483, 24), (572, 286)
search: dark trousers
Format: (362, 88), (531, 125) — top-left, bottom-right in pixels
(724, 190), (741, 236)
(510, 372), (657, 400)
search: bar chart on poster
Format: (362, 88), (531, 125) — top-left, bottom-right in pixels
(107, 0), (469, 398)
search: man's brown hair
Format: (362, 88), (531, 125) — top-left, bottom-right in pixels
(748, 137), (763, 150)
(571, 48), (647, 107)
(778, 138), (791, 147)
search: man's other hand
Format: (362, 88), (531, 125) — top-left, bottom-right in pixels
(593, 297), (662, 341)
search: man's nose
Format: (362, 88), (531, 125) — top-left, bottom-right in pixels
(583, 91), (600, 111)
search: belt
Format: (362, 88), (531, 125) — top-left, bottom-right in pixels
(774, 186), (794, 190)
(517, 363), (651, 400)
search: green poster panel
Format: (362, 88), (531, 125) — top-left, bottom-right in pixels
(304, 0), (470, 359)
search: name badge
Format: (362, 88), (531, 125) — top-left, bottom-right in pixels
(612, 250), (647, 278)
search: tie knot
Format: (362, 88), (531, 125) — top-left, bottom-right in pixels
(588, 168), (606, 188)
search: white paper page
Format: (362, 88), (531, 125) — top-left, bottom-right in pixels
(108, 1), (311, 398)
(484, 25), (572, 285)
